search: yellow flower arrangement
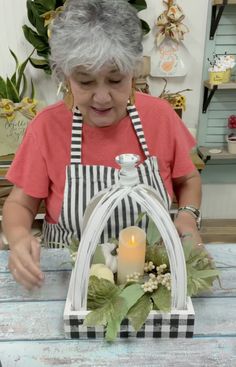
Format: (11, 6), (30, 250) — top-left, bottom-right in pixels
(0, 50), (37, 123)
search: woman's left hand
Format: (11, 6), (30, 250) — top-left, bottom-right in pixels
(174, 210), (202, 246)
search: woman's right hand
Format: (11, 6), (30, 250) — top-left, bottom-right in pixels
(8, 235), (44, 290)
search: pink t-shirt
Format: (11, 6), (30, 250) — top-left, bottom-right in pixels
(7, 92), (196, 223)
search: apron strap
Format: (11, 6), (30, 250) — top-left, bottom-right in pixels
(70, 103), (150, 164)
(71, 107), (83, 164)
(127, 104), (150, 158)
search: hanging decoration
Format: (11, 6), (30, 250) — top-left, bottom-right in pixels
(155, 0), (189, 46)
(151, 0), (189, 78)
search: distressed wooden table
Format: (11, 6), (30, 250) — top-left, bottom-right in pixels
(0, 244), (236, 367)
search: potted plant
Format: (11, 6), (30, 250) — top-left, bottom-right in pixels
(227, 115), (236, 154)
(22, 0), (150, 75)
(0, 49), (38, 157)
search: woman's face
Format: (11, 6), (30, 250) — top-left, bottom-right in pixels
(69, 65), (133, 127)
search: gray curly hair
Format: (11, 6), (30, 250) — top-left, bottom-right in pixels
(49, 0), (143, 83)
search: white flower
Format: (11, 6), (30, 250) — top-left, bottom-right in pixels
(89, 264), (114, 283)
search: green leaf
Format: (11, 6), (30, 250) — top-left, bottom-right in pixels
(44, 67), (52, 75)
(141, 19), (150, 35)
(185, 242), (220, 296)
(85, 281), (145, 341)
(92, 245), (106, 265)
(127, 293), (152, 331)
(87, 276), (120, 310)
(19, 74), (27, 100)
(145, 242), (169, 267)
(84, 301), (115, 327)
(105, 298), (128, 341)
(0, 76), (7, 98)
(151, 285), (171, 312)
(85, 297), (123, 327)
(29, 2), (48, 38)
(34, 0), (57, 12)
(36, 50), (50, 58)
(182, 239), (195, 262)
(9, 49), (19, 70)
(22, 25), (49, 52)
(29, 57), (49, 69)
(119, 283), (145, 310)
(16, 58), (29, 93)
(85, 283), (127, 341)
(68, 237), (79, 253)
(30, 78), (35, 100)
(105, 283), (144, 341)
(128, 0), (147, 12)
(147, 217), (162, 246)
(10, 72), (17, 86)
(26, 0), (49, 27)
(26, 0), (37, 28)
(6, 77), (20, 102)
(135, 211), (146, 225)
(191, 269), (220, 280)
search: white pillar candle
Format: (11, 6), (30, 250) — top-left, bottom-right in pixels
(117, 226), (146, 284)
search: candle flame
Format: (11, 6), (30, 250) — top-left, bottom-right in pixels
(129, 235), (136, 246)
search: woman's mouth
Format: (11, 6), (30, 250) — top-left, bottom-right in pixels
(91, 107), (112, 115)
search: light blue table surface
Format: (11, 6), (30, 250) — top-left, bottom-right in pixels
(0, 244), (236, 367)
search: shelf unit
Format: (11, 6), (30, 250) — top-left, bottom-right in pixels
(198, 145), (236, 163)
(198, 1), (236, 150)
(213, 0), (236, 4)
(202, 81), (236, 113)
(210, 1), (236, 39)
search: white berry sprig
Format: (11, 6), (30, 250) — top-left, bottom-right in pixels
(126, 272), (141, 283)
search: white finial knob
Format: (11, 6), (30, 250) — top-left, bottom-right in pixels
(115, 154), (140, 186)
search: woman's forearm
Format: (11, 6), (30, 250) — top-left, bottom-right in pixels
(2, 186), (41, 248)
(173, 170), (202, 208)
(2, 200), (35, 247)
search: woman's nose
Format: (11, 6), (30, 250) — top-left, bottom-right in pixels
(93, 86), (112, 103)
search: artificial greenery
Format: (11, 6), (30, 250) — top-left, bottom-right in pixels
(23, 0), (150, 75)
(67, 216), (220, 341)
(0, 49), (35, 103)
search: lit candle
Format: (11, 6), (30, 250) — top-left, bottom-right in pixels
(117, 226), (146, 284)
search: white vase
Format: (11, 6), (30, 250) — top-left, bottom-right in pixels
(227, 137), (236, 154)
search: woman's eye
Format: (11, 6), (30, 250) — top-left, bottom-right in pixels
(79, 81), (93, 85)
(110, 80), (122, 84)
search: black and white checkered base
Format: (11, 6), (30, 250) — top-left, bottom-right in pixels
(64, 297), (194, 339)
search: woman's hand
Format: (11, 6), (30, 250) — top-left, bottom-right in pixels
(174, 210), (202, 246)
(8, 235), (44, 290)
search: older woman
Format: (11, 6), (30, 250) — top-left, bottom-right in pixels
(2, 0), (201, 290)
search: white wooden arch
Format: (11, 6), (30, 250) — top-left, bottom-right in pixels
(69, 182), (187, 312)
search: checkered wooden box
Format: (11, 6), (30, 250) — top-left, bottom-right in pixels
(64, 154), (195, 339)
(64, 298), (194, 339)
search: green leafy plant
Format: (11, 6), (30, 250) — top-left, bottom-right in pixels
(67, 216), (220, 341)
(22, 0), (150, 75)
(0, 49), (35, 103)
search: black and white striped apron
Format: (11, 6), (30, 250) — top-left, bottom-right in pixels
(42, 104), (171, 248)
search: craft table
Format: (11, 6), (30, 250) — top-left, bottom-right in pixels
(0, 244), (235, 367)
